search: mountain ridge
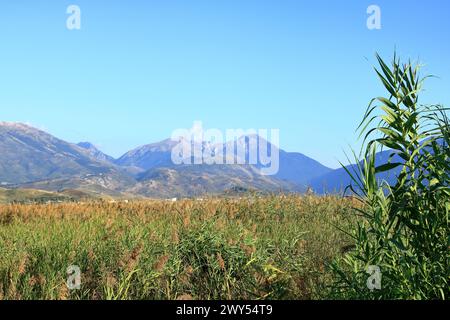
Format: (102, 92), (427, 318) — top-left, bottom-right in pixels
(0, 121), (401, 198)
(77, 142), (116, 163)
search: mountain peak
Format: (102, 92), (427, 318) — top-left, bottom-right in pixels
(0, 123), (116, 185)
(0, 121), (42, 133)
(234, 134), (277, 148)
(115, 138), (178, 170)
(77, 142), (115, 163)
(77, 141), (97, 149)
(0, 121), (28, 127)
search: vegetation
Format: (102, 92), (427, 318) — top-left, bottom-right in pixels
(0, 196), (356, 300)
(0, 53), (448, 301)
(330, 53), (449, 299)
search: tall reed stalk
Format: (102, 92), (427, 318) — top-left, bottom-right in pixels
(331, 53), (449, 300)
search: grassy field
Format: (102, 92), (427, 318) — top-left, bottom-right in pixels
(0, 195), (358, 300)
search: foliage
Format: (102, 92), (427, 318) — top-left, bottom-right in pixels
(0, 195), (355, 300)
(331, 53), (449, 300)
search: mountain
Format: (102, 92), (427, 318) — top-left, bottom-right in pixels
(0, 123), (306, 198)
(116, 135), (310, 197)
(129, 164), (300, 198)
(311, 138), (449, 195)
(115, 139), (177, 170)
(117, 135), (332, 190)
(310, 150), (403, 194)
(77, 142), (115, 163)
(0, 122), (109, 184)
(276, 151), (332, 186)
(0, 122), (134, 194)
(1, 121), (368, 199)
(0, 187), (95, 204)
(16, 171), (136, 197)
(220, 135), (332, 188)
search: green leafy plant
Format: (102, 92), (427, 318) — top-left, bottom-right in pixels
(331, 53), (449, 300)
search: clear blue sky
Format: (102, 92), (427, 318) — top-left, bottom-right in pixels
(0, 0), (449, 168)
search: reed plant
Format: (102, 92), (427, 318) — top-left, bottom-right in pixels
(330, 53), (449, 300)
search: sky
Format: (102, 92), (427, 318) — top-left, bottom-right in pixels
(0, 0), (449, 168)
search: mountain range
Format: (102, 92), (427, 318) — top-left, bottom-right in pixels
(0, 122), (400, 199)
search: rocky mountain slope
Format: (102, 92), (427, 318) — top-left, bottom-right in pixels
(1, 121), (403, 198)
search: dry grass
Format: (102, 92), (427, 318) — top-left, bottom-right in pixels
(0, 195), (358, 300)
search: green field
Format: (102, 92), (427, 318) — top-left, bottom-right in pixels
(0, 196), (357, 300)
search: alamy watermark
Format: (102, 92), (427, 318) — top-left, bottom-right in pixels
(65, 5), (380, 31)
(64, 5), (380, 31)
(367, 5), (381, 30)
(66, 265), (81, 290)
(366, 265), (382, 291)
(66, 5), (81, 30)
(171, 121), (280, 176)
